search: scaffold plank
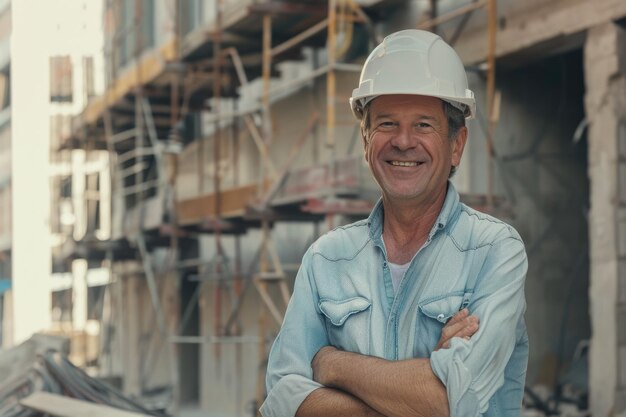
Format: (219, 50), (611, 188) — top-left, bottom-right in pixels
(84, 40), (177, 127)
(20, 392), (154, 417)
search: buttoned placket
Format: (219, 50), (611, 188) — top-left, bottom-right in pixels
(379, 220), (447, 360)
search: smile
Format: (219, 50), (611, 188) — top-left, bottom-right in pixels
(389, 161), (422, 167)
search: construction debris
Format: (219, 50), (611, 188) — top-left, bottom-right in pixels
(0, 344), (168, 417)
(0, 333), (69, 384)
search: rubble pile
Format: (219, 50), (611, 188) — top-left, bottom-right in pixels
(0, 335), (167, 417)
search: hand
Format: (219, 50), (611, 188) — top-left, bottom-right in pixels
(311, 345), (339, 386)
(435, 308), (479, 350)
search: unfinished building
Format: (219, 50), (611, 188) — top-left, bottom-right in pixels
(2, 0), (626, 416)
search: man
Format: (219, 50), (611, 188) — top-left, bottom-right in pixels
(260, 29), (528, 417)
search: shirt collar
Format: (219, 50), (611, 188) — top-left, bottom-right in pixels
(367, 181), (461, 242)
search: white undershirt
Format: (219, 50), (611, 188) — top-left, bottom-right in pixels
(388, 260), (411, 293)
(382, 236), (417, 293)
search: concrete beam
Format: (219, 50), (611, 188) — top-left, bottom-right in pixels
(455, 0), (626, 65)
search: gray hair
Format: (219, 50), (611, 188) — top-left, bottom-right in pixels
(360, 98), (466, 178)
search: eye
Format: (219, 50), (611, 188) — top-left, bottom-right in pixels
(378, 121), (396, 128)
(415, 122), (432, 128)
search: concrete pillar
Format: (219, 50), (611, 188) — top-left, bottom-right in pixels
(584, 21), (626, 417)
(200, 276), (212, 411)
(10, 0), (52, 344)
(71, 259), (88, 331)
(123, 273), (141, 397)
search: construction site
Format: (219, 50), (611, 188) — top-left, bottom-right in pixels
(1, 0), (626, 416)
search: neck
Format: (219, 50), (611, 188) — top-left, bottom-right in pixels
(382, 186), (447, 264)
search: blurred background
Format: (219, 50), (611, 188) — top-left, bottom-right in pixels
(0, 0), (624, 416)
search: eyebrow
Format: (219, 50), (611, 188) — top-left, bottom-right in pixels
(373, 113), (440, 123)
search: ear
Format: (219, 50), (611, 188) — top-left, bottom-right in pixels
(450, 126), (468, 168)
(362, 128), (370, 163)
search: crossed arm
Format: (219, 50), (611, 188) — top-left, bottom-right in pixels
(296, 309), (479, 417)
(262, 237), (527, 417)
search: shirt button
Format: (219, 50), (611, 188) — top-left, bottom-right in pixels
(437, 313), (445, 322)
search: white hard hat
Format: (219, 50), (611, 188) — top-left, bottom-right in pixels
(350, 29), (476, 120)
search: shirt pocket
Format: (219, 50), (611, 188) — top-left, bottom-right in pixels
(319, 296), (371, 354)
(414, 292), (471, 355)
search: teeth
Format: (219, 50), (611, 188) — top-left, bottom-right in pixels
(391, 161), (419, 167)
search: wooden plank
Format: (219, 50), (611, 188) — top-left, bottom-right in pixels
(180, 0), (255, 58)
(20, 391), (153, 417)
(248, 2), (327, 16)
(176, 183), (266, 225)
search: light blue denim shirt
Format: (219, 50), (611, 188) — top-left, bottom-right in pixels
(261, 182), (529, 417)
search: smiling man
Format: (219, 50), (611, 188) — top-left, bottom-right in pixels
(260, 30), (529, 417)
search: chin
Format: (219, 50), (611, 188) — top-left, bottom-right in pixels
(384, 190), (423, 201)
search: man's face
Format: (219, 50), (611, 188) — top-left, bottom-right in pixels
(364, 94), (467, 205)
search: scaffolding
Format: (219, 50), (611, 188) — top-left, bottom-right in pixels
(54, 0), (503, 414)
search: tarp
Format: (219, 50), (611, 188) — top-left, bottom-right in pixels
(0, 278), (11, 295)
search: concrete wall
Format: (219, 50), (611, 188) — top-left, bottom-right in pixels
(197, 223), (318, 416)
(176, 58), (364, 199)
(466, 49), (590, 385)
(78, 261), (178, 400)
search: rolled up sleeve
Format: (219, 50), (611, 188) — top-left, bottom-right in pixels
(260, 249), (328, 417)
(430, 236), (528, 417)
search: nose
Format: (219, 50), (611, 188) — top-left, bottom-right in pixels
(389, 124), (416, 151)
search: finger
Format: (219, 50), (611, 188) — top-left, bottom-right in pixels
(457, 320), (479, 339)
(437, 313), (479, 350)
(446, 308), (468, 326)
(440, 311), (467, 338)
(440, 326), (477, 349)
(441, 315), (479, 343)
(459, 316), (479, 336)
(442, 313), (474, 338)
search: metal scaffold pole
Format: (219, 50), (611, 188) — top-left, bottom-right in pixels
(256, 14), (273, 415)
(212, 0), (225, 369)
(327, 0), (337, 149)
(486, 0), (498, 209)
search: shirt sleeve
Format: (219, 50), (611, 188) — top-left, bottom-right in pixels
(430, 236), (528, 417)
(260, 248), (328, 417)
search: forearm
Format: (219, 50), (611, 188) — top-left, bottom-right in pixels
(295, 387), (387, 417)
(316, 350), (449, 417)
